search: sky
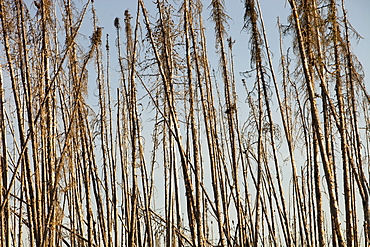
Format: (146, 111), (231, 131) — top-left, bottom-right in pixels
(89, 0), (370, 89)
(88, 0), (370, 213)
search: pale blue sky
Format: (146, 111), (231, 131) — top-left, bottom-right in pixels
(90, 0), (370, 88)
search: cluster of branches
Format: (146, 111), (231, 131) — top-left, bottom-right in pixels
(0, 0), (369, 246)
